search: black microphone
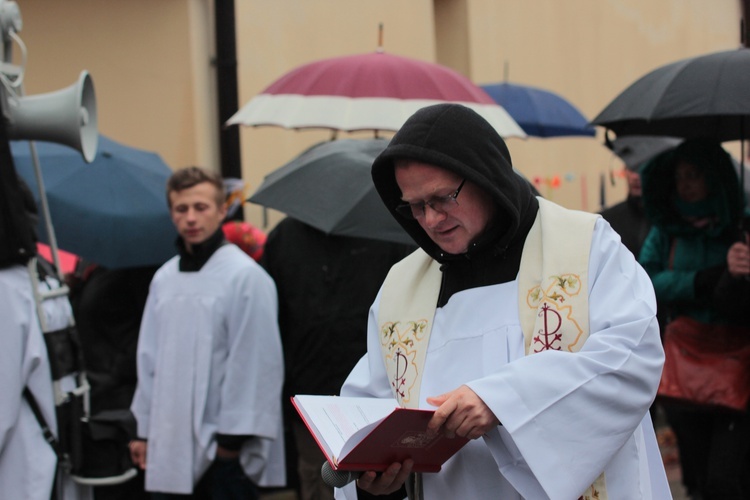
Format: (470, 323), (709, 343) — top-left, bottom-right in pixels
(321, 461), (362, 488)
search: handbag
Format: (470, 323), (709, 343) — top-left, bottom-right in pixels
(657, 315), (750, 412)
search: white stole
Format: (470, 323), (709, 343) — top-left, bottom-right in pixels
(517, 198), (606, 500)
(377, 249), (442, 409)
(517, 197), (596, 355)
(378, 198), (607, 499)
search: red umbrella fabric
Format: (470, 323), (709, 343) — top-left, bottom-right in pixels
(227, 51), (525, 138)
(36, 243), (79, 274)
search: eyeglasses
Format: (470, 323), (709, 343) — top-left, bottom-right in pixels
(394, 179), (466, 220)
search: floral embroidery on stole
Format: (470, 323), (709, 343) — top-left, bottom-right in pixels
(518, 197), (606, 500)
(378, 249), (442, 409)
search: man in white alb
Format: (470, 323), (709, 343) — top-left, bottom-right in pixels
(336, 104), (671, 500)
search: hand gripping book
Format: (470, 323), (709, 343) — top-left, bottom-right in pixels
(291, 395), (469, 473)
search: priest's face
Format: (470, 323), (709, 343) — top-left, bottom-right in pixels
(395, 160), (495, 255)
(169, 181), (227, 252)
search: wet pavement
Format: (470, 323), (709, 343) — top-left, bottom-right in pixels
(658, 424), (689, 499)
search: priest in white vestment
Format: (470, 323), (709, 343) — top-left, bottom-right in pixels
(334, 104), (671, 500)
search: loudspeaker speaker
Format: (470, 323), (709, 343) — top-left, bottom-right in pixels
(4, 70), (98, 162)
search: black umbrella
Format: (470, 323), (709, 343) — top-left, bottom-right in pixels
(248, 138), (414, 245)
(592, 48), (750, 207)
(591, 48), (750, 141)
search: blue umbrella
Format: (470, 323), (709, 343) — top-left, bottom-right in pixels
(12, 136), (177, 269)
(479, 82), (595, 138)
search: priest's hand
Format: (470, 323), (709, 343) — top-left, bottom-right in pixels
(356, 459), (413, 495)
(427, 385), (500, 440)
(129, 440), (147, 469)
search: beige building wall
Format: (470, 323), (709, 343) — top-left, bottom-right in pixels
(17, 0), (216, 170)
(437, 0), (741, 211)
(11, 0), (744, 231)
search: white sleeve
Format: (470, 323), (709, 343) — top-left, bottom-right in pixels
(219, 264), (284, 439)
(467, 218), (664, 499)
(129, 278), (160, 439)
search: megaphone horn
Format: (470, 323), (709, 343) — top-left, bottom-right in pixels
(4, 70), (98, 162)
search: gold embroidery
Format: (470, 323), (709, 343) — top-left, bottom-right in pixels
(380, 319), (429, 406)
(526, 273), (585, 353)
(579, 476), (605, 499)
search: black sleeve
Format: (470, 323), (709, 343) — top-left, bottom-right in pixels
(713, 270), (750, 324)
(355, 485), (407, 500)
(694, 264), (726, 300)
(216, 434), (251, 451)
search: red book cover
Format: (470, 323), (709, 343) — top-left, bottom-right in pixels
(292, 395), (469, 473)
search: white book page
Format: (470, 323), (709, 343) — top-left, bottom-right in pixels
(294, 395), (398, 460)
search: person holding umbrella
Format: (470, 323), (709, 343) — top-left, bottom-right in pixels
(333, 104), (669, 499)
(714, 234), (750, 322)
(638, 140), (750, 500)
(261, 217), (415, 500)
(599, 151), (650, 259)
(600, 136), (683, 260)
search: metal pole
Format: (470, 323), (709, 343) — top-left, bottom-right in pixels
(214, 1), (243, 187)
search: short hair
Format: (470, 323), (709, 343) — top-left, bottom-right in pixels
(166, 166), (224, 208)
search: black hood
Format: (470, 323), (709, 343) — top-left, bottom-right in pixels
(371, 103), (537, 262)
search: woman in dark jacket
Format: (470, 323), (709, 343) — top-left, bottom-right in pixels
(638, 139), (749, 500)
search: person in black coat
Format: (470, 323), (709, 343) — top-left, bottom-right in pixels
(599, 170), (649, 259)
(599, 136), (681, 259)
(68, 262), (157, 500)
(260, 217), (415, 500)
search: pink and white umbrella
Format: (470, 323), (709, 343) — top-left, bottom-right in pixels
(227, 51), (526, 138)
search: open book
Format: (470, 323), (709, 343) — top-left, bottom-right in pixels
(291, 394), (469, 473)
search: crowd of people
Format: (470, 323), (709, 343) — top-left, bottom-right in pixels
(3, 102), (750, 500)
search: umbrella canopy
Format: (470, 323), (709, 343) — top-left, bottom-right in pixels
(12, 136), (178, 269)
(480, 82), (595, 138)
(227, 51), (525, 138)
(608, 135), (683, 171)
(248, 138), (413, 245)
(591, 48), (750, 142)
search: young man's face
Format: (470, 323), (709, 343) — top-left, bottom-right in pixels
(395, 161), (495, 255)
(168, 182), (226, 252)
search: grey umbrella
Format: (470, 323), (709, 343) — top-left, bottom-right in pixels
(248, 138), (414, 245)
(608, 136), (683, 171)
